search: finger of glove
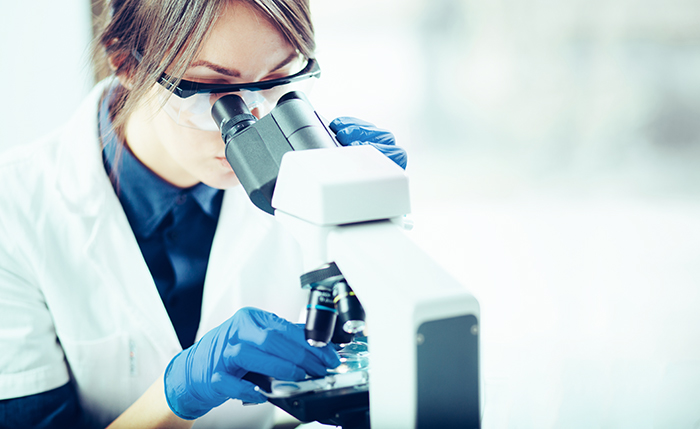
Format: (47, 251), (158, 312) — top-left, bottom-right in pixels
(329, 117), (395, 146)
(233, 307), (289, 332)
(231, 328), (339, 378)
(223, 343), (309, 381)
(334, 125), (396, 147)
(231, 307), (291, 346)
(211, 372), (267, 404)
(347, 142), (408, 169)
(329, 116), (377, 132)
(259, 327), (340, 376)
(234, 308), (340, 371)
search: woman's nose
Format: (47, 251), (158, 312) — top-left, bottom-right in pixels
(250, 105), (272, 119)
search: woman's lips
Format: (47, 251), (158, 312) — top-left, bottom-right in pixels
(217, 157), (233, 171)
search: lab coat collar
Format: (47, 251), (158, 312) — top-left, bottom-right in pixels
(98, 87), (222, 238)
(53, 78), (183, 354)
(51, 79), (280, 353)
(54, 78), (114, 218)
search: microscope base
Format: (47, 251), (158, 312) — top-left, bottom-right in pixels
(270, 385), (370, 429)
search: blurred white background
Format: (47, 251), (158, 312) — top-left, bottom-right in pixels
(0, 2), (94, 150)
(310, 2), (700, 427)
(2, 0), (700, 427)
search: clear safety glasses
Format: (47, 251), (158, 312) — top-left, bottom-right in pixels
(156, 57), (321, 132)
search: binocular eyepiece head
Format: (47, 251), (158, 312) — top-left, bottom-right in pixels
(212, 91), (312, 139)
(209, 90), (337, 215)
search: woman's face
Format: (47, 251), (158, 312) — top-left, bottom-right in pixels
(125, 1), (299, 189)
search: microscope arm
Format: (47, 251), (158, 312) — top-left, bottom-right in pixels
(331, 220), (480, 428)
(272, 146), (481, 428)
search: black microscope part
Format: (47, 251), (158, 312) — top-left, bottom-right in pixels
(305, 286), (337, 346)
(333, 281), (365, 334)
(212, 90), (338, 215)
(300, 262), (343, 288)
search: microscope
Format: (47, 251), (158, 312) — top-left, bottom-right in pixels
(212, 92), (481, 429)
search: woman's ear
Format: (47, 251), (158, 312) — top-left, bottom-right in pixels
(108, 58), (130, 88)
(106, 39), (134, 89)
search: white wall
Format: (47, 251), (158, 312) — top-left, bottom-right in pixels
(310, 1), (700, 427)
(0, 2), (93, 152)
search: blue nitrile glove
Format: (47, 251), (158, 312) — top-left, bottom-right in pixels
(330, 117), (408, 169)
(164, 307), (341, 420)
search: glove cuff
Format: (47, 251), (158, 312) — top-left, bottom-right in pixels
(163, 351), (215, 420)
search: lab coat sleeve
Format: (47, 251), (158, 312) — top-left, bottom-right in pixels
(0, 252), (70, 399)
(0, 157), (70, 400)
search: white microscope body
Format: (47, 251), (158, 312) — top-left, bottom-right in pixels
(272, 145), (481, 428)
(212, 91), (480, 428)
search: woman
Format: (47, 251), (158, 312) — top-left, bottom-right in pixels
(0, 0), (406, 428)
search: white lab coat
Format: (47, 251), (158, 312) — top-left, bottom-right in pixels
(0, 80), (308, 428)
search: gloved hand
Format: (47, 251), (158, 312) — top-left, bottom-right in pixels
(164, 307), (341, 420)
(330, 117), (408, 169)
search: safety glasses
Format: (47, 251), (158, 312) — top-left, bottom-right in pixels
(156, 57), (320, 132)
(159, 58), (320, 99)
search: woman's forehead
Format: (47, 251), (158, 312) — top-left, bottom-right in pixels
(192, 1), (296, 79)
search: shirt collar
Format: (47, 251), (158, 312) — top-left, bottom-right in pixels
(100, 83), (222, 238)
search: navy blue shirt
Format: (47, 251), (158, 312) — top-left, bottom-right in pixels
(100, 85), (224, 349)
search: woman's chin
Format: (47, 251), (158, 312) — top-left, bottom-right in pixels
(202, 170), (240, 190)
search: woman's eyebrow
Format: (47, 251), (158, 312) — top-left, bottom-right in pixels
(189, 52), (301, 78)
(188, 60), (242, 78)
(270, 52), (301, 72)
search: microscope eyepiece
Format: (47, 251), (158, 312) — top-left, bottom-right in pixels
(276, 90), (309, 106)
(211, 94), (257, 139)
